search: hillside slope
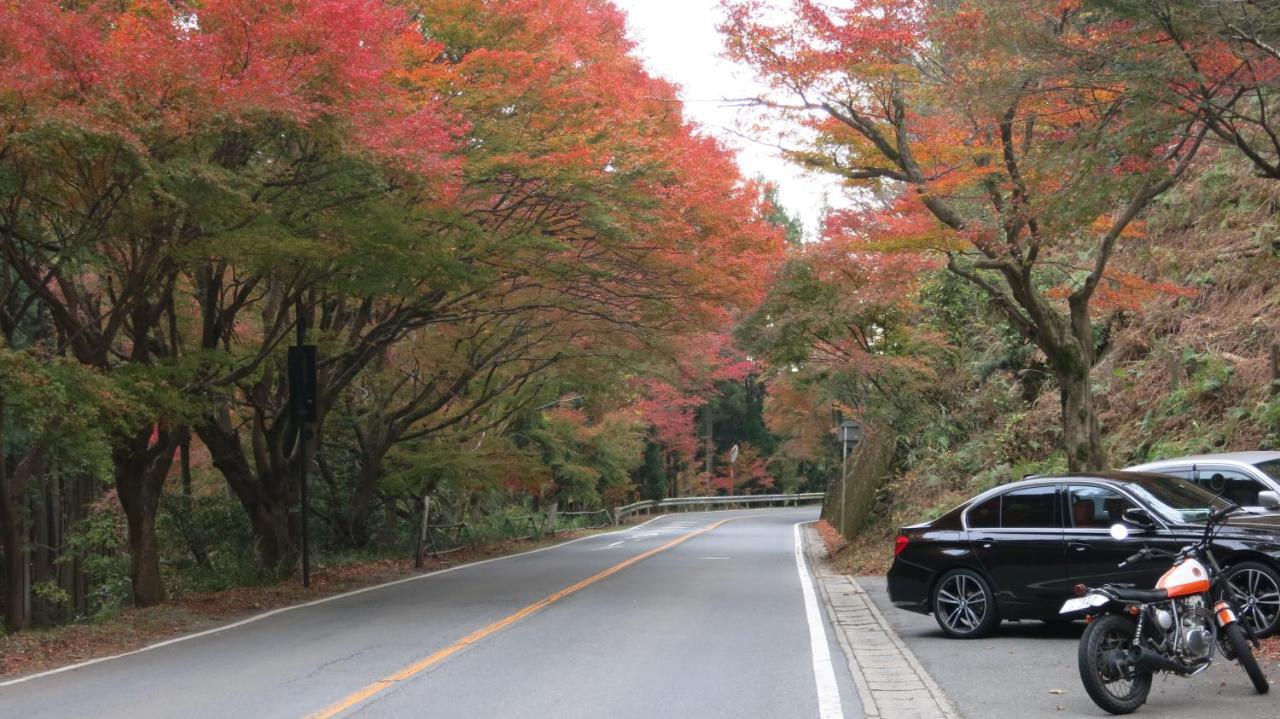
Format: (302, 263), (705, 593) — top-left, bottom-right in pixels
(833, 156), (1280, 576)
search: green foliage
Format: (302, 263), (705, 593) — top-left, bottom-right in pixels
(380, 435), (546, 504)
(0, 346), (131, 481)
(634, 440), (668, 501)
(699, 376), (778, 474)
(526, 410), (645, 507)
(157, 494), (265, 594)
(760, 182), (805, 246)
(63, 501), (132, 622)
(1159, 351), (1236, 414)
(31, 581), (71, 609)
(1251, 395), (1280, 450)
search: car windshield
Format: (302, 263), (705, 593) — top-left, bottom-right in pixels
(1120, 474), (1231, 523)
(1253, 459), (1280, 483)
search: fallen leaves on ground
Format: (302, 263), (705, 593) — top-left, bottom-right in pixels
(1258, 636), (1280, 661)
(815, 519), (848, 555)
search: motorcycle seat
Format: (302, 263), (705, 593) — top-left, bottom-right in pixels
(1102, 585), (1169, 603)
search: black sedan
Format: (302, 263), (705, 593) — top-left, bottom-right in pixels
(887, 472), (1280, 638)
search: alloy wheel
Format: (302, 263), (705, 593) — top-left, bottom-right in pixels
(935, 573), (989, 634)
(1226, 566), (1280, 636)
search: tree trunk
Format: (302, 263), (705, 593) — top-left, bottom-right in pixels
(197, 414), (299, 572)
(1059, 369), (1106, 472)
(1, 475), (25, 632)
(246, 501), (296, 572)
(31, 479), (49, 623)
(113, 428), (177, 607)
(120, 499), (164, 606)
(0, 397), (20, 631)
(179, 431), (193, 496)
(338, 444), (388, 550)
(993, 274), (1109, 473)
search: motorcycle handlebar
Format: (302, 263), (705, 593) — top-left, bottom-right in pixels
(1119, 550), (1147, 567)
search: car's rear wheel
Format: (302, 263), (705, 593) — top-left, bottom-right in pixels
(932, 568), (999, 638)
(1223, 561), (1280, 638)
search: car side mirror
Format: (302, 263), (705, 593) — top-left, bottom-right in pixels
(1122, 507), (1157, 531)
(1259, 491), (1280, 510)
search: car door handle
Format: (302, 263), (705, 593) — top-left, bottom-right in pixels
(977, 537), (997, 548)
(1068, 542), (1091, 552)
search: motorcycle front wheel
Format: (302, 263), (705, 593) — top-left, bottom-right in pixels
(1223, 622), (1270, 694)
(1078, 614), (1153, 715)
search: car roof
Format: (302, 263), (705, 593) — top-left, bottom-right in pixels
(970, 472), (1160, 499)
(1125, 451), (1280, 470)
(957, 473), (1177, 526)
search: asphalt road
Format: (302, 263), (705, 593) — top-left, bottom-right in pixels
(0, 508), (859, 719)
(860, 575), (1280, 718)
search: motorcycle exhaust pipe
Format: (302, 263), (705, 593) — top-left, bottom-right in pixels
(1128, 646), (1195, 675)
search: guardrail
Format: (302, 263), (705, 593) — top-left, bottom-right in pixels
(553, 509), (614, 531)
(614, 493), (824, 522)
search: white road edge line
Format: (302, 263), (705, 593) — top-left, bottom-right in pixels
(794, 521), (845, 719)
(0, 512), (673, 688)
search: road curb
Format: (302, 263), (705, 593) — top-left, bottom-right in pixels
(804, 527), (961, 719)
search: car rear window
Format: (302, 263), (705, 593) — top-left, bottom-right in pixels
(1000, 486), (1058, 528)
(968, 496), (1000, 528)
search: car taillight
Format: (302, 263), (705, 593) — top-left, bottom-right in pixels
(894, 535), (909, 556)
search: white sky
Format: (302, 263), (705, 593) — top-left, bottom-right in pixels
(613, 0), (845, 239)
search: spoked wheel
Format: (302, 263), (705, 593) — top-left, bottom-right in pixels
(932, 569), (999, 638)
(1078, 614), (1152, 715)
(1223, 622), (1270, 694)
(1224, 561), (1280, 638)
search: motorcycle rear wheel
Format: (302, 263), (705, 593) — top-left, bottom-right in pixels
(1078, 614), (1152, 715)
(1224, 622), (1270, 694)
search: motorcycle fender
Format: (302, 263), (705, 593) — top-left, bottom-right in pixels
(1213, 600), (1237, 627)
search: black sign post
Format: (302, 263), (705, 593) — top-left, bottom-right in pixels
(288, 300), (318, 588)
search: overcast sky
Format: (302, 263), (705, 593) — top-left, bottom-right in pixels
(613, 0), (844, 239)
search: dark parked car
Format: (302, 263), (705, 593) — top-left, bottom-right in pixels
(887, 472), (1280, 638)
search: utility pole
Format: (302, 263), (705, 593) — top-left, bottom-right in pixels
(704, 406), (713, 486)
(288, 299), (317, 588)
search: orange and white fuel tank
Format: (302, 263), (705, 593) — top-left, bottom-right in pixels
(1156, 558), (1211, 598)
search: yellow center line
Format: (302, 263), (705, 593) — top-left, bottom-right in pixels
(306, 517), (737, 719)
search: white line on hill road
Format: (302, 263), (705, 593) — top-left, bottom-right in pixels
(794, 521), (846, 719)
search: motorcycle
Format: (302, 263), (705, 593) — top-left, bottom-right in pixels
(1060, 503), (1270, 714)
